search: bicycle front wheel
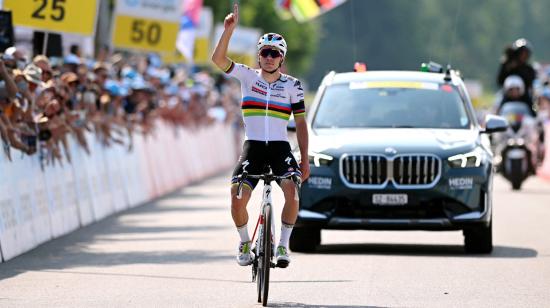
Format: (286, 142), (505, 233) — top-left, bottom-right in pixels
(261, 203), (272, 307)
(256, 232), (262, 303)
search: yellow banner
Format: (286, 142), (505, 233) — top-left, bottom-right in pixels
(3, 0), (98, 36)
(113, 15), (179, 53)
(161, 51), (185, 65)
(161, 38), (210, 65)
(350, 81), (439, 90)
(228, 52), (256, 68)
(194, 38), (209, 64)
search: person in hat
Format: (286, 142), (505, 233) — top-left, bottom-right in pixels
(33, 55), (53, 83)
(60, 72), (80, 109)
(5, 46), (28, 70)
(93, 62), (110, 87)
(22, 63), (46, 90)
(63, 54), (81, 74)
(497, 38), (536, 105)
(0, 58), (37, 155)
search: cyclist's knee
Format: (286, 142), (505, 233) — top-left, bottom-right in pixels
(280, 180), (296, 195)
(231, 185), (252, 203)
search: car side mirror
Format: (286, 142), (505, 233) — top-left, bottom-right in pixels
(482, 114), (508, 134)
(287, 119), (296, 132)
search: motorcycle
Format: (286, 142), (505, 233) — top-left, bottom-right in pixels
(493, 101), (540, 190)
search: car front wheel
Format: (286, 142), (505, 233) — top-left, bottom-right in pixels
(463, 222), (493, 254)
(289, 227), (321, 252)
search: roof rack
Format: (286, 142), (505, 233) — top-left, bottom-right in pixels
(444, 65), (452, 82)
(421, 62), (459, 82)
(420, 61), (443, 73)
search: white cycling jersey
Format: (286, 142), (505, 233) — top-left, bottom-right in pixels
(224, 61), (306, 142)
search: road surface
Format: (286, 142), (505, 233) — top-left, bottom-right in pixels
(1, 172), (549, 307)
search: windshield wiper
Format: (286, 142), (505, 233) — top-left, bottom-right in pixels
(391, 125), (416, 128)
(367, 125), (417, 128)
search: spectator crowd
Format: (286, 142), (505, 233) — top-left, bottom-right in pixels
(0, 45), (242, 168)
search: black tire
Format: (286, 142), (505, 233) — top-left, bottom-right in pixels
(464, 221), (493, 254)
(256, 243), (261, 303)
(510, 159), (524, 190)
(261, 204), (272, 307)
(289, 227), (321, 252)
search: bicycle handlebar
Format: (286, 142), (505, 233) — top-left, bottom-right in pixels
(236, 171), (302, 200)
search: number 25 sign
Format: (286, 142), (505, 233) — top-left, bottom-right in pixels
(3, 0), (99, 36)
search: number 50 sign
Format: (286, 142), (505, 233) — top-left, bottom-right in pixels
(3, 0), (99, 36)
(112, 0), (180, 53)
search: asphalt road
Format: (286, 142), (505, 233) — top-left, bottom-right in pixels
(1, 172), (549, 307)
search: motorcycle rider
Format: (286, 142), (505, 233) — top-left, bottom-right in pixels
(496, 75), (535, 116)
(497, 38), (536, 108)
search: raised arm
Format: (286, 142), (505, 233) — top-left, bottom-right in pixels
(211, 3), (239, 71)
(0, 59), (18, 100)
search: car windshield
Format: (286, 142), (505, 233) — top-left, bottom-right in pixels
(313, 82), (471, 129)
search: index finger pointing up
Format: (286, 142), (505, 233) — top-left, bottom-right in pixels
(233, 3), (239, 20)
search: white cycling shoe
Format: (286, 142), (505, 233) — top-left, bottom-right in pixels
(275, 246), (290, 268)
(237, 241), (254, 266)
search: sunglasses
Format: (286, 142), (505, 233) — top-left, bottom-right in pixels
(259, 48), (282, 58)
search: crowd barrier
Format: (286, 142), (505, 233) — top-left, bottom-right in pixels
(537, 122), (550, 181)
(0, 121), (237, 262)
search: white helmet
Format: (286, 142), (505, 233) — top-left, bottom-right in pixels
(257, 33), (287, 56)
(503, 75), (525, 95)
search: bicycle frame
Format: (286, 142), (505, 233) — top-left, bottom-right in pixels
(251, 183), (275, 247)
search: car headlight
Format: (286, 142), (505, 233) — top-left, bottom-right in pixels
(308, 151), (334, 167)
(448, 148), (486, 168)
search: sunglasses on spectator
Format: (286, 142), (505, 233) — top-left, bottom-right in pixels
(259, 49), (282, 58)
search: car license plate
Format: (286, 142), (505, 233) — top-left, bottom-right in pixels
(372, 194), (408, 205)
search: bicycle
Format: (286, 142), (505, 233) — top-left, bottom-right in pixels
(235, 169), (301, 307)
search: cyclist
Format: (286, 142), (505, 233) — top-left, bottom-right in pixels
(211, 3), (310, 268)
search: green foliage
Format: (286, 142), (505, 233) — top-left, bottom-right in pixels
(306, 0), (550, 89)
(204, 0), (319, 77)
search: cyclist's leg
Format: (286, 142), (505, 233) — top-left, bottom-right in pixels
(269, 141), (301, 266)
(269, 141), (301, 223)
(231, 141), (265, 265)
(230, 140), (265, 229)
(230, 185), (252, 228)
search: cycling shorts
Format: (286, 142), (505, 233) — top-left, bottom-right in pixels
(231, 140), (301, 190)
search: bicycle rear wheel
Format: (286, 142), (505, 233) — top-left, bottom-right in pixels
(261, 204), (272, 307)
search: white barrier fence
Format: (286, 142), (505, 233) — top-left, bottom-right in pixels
(537, 122), (550, 181)
(0, 121), (237, 262)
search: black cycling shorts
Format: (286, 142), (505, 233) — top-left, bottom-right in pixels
(231, 140), (301, 190)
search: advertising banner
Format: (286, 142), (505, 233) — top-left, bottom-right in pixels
(113, 0), (181, 53)
(3, 0), (98, 36)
